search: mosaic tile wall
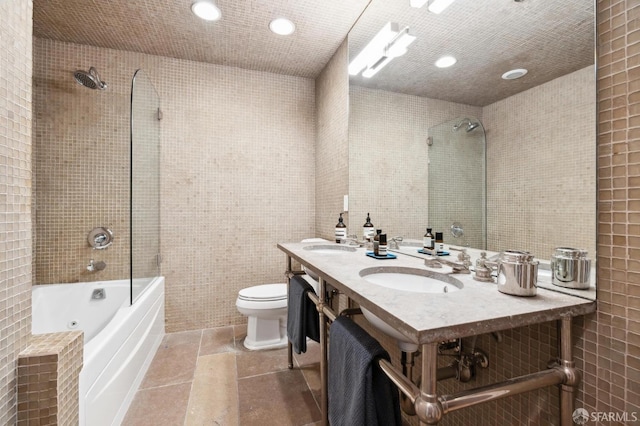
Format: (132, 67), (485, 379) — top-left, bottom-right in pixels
(33, 39), (316, 331)
(315, 39), (349, 241)
(348, 86), (481, 240)
(484, 66), (597, 260)
(17, 331), (83, 425)
(0, 0), (33, 424)
(586, 0), (640, 419)
(33, 39), (133, 284)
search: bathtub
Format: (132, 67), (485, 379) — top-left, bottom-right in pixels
(32, 276), (165, 426)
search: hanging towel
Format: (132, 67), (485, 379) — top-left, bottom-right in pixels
(328, 316), (401, 426)
(286, 275), (320, 354)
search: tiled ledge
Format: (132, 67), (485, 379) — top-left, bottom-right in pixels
(17, 331), (84, 426)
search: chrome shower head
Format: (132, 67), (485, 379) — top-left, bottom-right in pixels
(453, 118), (480, 133)
(74, 67), (107, 90)
(466, 121), (480, 132)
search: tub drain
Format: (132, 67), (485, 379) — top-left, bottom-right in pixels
(67, 320), (79, 329)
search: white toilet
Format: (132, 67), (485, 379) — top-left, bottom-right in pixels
(236, 239), (325, 351)
(236, 283), (288, 350)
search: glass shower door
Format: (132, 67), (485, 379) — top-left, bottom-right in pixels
(130, 69), (161, 304)
(427, 116), (486, 249)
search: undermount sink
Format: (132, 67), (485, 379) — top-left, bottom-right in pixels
(359, 266), (464, 352)
(303, 244), (357, 254)
(359, 266), (464, 293)
(302, 244), (357, 281)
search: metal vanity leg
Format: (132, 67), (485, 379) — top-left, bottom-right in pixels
(286, 255), (294, 369)
(415, 342), (443, 425)
(559, 316), (579, 426)
(318, 276), (329, 425)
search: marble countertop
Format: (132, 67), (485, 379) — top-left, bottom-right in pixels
(278, 241), (596, 345)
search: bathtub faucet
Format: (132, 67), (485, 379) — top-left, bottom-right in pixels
(87, 259), (107, 272)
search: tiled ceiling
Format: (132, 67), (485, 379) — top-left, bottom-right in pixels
(33, 0), (370, 79)
(349, 0), (595, 106)
(33, 0), (594, 106)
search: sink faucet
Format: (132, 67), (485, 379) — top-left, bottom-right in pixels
(340, 235), (363, 247)
(388, 236), (403, 250)
(423, 249), (472, 274)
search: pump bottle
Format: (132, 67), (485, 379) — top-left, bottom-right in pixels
(335, 213), (347, 243)
(423, 228), (434, 250)
(363, 213), (375, 241)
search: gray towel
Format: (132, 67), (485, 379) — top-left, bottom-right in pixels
(328, 316), (401, 426)
(286, 275), (320, 354)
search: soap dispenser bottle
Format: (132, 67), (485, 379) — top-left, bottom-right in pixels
(335, 213), (347, 243)
(435, 232), (444, 253)
(373, 229), (382, 255)
(423, 228), (434, 251)
(363, 213), (375, 241)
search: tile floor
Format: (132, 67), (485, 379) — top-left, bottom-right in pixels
(122, 326), (322, 426)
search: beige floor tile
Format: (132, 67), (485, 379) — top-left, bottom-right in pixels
(293, 341), (321, 403)
(293, 340), (320, 367)
(140, 330), (202, 389)
(122, 382), (191, 426)
(185, 352), (239, 426)
(236, 347), (289, 378)
(238, 369), (321, 426)
(199, 326), (236, 356)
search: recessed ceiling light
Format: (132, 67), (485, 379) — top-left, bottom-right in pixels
(435, 56), (457, 68)
(269, 18), (296, 36)
(191, 1), (221, 21)
(502, 68), (528, 80)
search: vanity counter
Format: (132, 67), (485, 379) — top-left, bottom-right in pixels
(278, 242), (596, 345)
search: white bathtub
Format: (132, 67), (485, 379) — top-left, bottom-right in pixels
(32, 276), (165, 426)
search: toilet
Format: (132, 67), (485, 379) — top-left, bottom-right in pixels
(236, 283), (289, 350)
(236, 238), (325, 351)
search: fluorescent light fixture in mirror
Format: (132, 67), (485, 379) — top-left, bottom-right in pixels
(428, 0), (455, 14)
(349, 22), (416, 78)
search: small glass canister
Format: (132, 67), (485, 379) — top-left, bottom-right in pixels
(550, 247), (591, 290)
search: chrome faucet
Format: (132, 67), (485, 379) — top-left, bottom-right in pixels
(340, 235), (363, 246)
(87, 259), (107, 272)
(423, 249), (472, 274)
(388, 236), (403, 250)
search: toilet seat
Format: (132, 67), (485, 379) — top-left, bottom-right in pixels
(238, 284), (287, 302)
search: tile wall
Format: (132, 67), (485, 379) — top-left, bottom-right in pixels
(348, 86), (481, 240)
(33, 39), (133, 284)
(315, 39), (349, 241)
(484, 66), (597, 259)
(17, 331), (83, 425)
(33, 39), (317, 331)
(587, 0), (640, 417)
(0, 0), (33, 424)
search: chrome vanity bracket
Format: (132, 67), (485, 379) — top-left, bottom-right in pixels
(379, 317), (581, 425)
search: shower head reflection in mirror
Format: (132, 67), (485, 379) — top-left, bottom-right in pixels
(452, 118), (480, 133)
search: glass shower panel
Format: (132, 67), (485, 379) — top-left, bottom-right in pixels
(428, 117), (486, 249)
(130, 69), (161, 304)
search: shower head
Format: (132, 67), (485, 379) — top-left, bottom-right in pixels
(74, 67), (107, 90)
(466, 121), (480, 132)
(453, 118), (480, 133)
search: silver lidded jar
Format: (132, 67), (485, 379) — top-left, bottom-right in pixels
(496, 250), (538, 297)
(550, 247), (591, 290)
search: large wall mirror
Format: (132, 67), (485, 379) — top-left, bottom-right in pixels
(347, 0), (596, 300)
